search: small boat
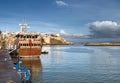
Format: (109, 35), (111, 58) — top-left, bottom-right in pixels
(41, 51), (48, 54)
(14, 60), (31, 81)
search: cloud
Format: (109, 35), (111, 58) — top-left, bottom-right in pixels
(87, 21), (120, 38)
(59, 29), (66, 34)
(59, 29), (89, 39)
(56, 1), (68, 6)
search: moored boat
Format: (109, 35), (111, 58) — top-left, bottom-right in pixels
(16, 33), (42, 57)
(16, 21), (42, 57)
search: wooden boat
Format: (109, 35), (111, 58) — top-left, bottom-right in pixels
(14, 21), (43, 57)
(16, 33), (42, 57)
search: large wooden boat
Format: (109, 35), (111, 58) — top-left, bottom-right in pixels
(16, 33), (42, 57)
(15, 21), (42, 57)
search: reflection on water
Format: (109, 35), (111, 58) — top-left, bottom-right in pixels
(21, 57), (42, 83)
(18, 45), (120, 83)
(40, 45), (120, 83)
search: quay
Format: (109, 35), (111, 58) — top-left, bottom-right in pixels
(0, 50), (20, 83)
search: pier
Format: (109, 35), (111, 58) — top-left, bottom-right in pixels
(0, 50), (20, 83)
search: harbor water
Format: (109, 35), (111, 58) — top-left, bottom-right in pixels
(22, 45), (120, 83)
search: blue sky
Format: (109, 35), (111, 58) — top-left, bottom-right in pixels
(0, 0), (120, 38)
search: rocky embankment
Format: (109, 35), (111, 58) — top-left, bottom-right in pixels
(43, 37), (73, 45)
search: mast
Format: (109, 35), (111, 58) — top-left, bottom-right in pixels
(19, 20), (28, 33)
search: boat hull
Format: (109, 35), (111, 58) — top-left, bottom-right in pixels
(18, 48), (41, 58)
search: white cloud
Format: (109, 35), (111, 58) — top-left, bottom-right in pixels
(88, 21), (120, 38)
(59, 29), (66, 34)
(89, 21), (119, 30)
(59, 29), (89, 38)
(56, 1), (68, 6)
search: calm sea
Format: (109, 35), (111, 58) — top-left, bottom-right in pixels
(22, 45), (120, 83)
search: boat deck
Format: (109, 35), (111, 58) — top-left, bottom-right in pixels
(0, 50), (21, 83)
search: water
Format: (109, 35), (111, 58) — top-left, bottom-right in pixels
(23, 45), (120, 83)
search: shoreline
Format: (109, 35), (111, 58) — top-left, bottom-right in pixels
(43, 43), (73, 46)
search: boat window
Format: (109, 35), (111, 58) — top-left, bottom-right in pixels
(16, 35), (19, 38)
(32, 36), (34, 38)
(35, 35), (37, 38)
(21, 35), (23, 38)
(27, 35), (29, 38)
(20, 44), (22, 46)
(24, 36), (26, 38)
(29, 44), (33, 46)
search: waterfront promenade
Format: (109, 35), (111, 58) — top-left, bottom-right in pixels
(0, 50), (20, 83)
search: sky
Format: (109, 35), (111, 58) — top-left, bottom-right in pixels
(0, 0), (120, 39)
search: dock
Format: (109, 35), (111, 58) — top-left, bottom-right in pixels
(0, 50), (20, 83)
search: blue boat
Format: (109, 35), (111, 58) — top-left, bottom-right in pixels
(14, 60), (31, 81)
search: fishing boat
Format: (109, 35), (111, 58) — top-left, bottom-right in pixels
(16, 21), (42, 57)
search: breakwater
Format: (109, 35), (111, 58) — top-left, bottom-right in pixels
(85, 42), (120, 46)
